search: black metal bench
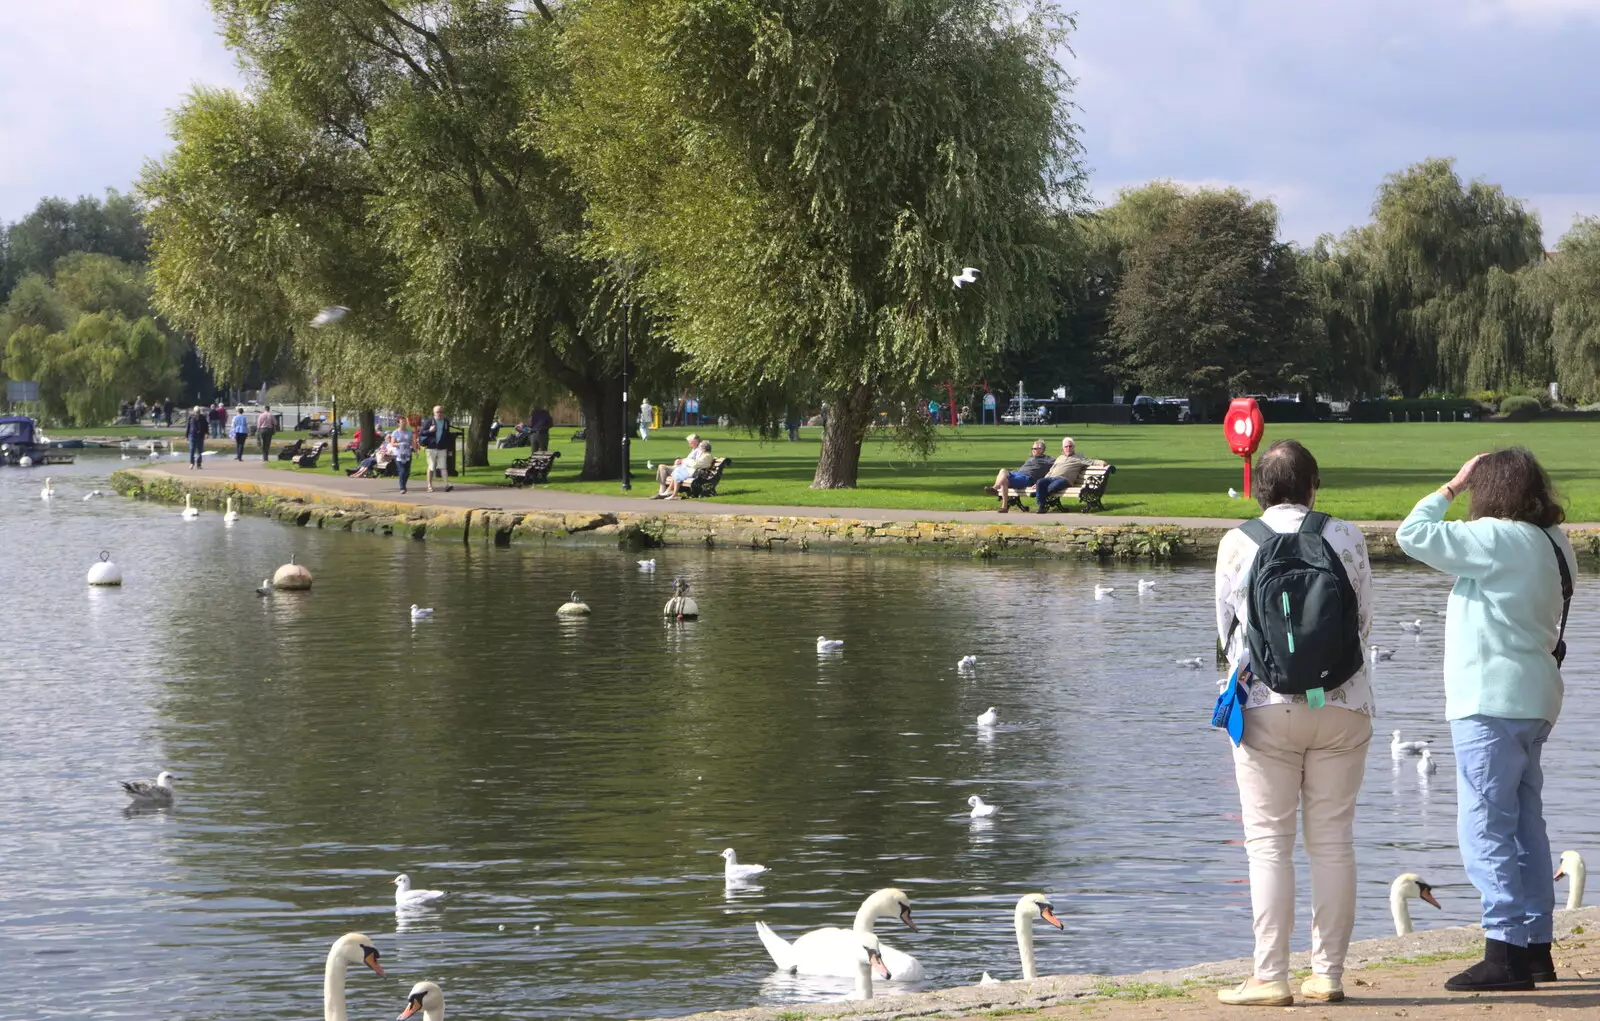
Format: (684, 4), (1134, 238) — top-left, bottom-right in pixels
(291, 441), (329, 469)
(682, 457), (730, 498)
(504, 450), (560, 486)
(987, 460), (1117, 513)
(276, 438), (306, 461)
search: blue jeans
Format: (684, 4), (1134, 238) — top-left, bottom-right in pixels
(1034, 476), (1069, 510)
(1450, 714), (1556, 946)
(396, 457), (412, 492)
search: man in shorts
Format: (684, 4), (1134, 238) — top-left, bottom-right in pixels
(420, 404), (453, 493)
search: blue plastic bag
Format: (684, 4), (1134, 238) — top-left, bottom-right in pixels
(1211, 658), (1248, 746)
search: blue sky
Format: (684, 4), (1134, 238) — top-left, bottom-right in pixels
(2, 1), (1597, 246)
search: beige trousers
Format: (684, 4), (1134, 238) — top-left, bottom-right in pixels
(1232, 703), (1372, 981)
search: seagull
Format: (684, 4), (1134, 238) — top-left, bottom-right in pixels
(1137, 579), (1156, 594)
(256, 578), (273, 596)
(967, 795), (999, 818)
(1390, 729), (1431, 757)
(952, 266), (980, 288)
(393, 873), (446, 907)
(1433, 609), (1447, 618)
(120, 452), (130, 460)
(816, 636), (845, 652)
(980, 971), (1000, 985)
(976, 706), (998, 728)
(957, 655), (978, 672)
(720, 848), (769, 883)
(310, 304), (350, 328)
(83, 490), (103, 501)
(1175, 657), (1204, 669)
(410, 604), (434, 620)
(1228, 487), (1238, 499)
(638, 559), (656, 571)
(1400, 619), (1424, 634)
(1417, 749), (1437, 776)
(646, 460), (654, 470)
(121, 770), (178, 806)
(1093, 584), (1115, 600)
(1369, 645), (1396, 662)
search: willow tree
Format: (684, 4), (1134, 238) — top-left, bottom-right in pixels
(549, 0), (1083, 488)
(1527, 218), (1600, 402)
(1309, 158), (1545, 397)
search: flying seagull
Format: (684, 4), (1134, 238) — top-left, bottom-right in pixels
(952, 266), (980, 288)
(310, 305), (350, 328)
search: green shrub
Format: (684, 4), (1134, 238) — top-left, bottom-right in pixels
(1499, 395), (1542, 420)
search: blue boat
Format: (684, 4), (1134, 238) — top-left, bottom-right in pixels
(0, 416), (75, 466)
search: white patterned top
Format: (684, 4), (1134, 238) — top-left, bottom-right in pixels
(1214, 504), (1376, 716)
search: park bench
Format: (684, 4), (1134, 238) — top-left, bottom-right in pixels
(682, 456), (730, 498)
(291, 441), (329, 469)
(986, 460), (1117, 513)
(276, 438), (306, 461)
(504, 450), (561, 486)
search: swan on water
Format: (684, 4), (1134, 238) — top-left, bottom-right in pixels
(638, 559), (656, 571)
(1390, 729), (1430, 757)
(1093, 584), (1114, 600)
(40, 477), (54, 500)
(410, 605), (434, 621)
(721, 847), (769, 883)
(393, 873), (446, 907)
(1400, 619), (1423, 634)
(817, 636), (844, 652)
(1557, 850), (1587, 910)
(958, 655), (978, 672)
(1175, 656), (1204, 669)
(976, 707), (998, 728)
(968, 795), (999, 818)
(755, 887), (924, 981)
(324, 932), (384, 1021)
(1002, 892), (1065, 981)
(121, 770), (178, 806)
(851, 933), (890, 1000)
(1370, 645), (1396, 662)
(1390, 873), (1441, 935)
(181, 494), (199, 520)
(558, 591), (591, 616)
(224, 497), (240, 523)
(398, 980), (444, 1021)
(1417, 749), (1437, 776)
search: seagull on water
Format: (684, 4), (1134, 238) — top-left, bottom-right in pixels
(1175, 657), (1204, 669)
(1138, 579), (1156, 594)
(1093, 584), (1115, 600)
(393, 873), (446, 907)
(816, 636), (844, 652)
(256, 579), (273, 596)
(720, 848), (769, 883)
(977, 706), (998, 728)
(1391, 729), (1431, 757)
(952, 266), (980, 288)
(1369, 645), (1396, 662)
(1417, 749), (1437, 776)
(638, 559), (656, 571)
(968, 795), (999, 818)
(1400, 619), (1424, 634)
(310, 305), (350, 328)
(83, 490), (103, 501)
(957, 655), (978, 672)
(121, 771), (178, 806)
(410, 604), (434, 621)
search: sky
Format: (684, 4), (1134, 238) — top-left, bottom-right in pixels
(1, 1), (1597, 247)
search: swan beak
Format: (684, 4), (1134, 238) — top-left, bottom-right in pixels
(1040, 906), (1064, 929)
(868, 947), (890, 979)
(1419, 888), (1441, 910)
(364, 948), (386, 977)
(398, 994), (424, 1020)
(1556, 867), (1567, 881)
(899, 904), (918, 932)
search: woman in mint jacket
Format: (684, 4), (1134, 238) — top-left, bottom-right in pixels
(1396, 448), (1576, 993)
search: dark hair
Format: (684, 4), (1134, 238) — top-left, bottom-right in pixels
(1467, 447), (1564, 527)
(1254, 439), (1320, 510)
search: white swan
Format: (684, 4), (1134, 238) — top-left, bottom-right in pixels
(1390, 873), (1441, 935)
(1400, 619), (1423, 634)
(755, 887), (924, 981)
(817, 636), (844, 651)
(968, 795), (999, 818)
(410, 604), (434, 621)
(721, 847), (768, 883)
(180, 494), (199, 520)
(980, 971), (1000, 985)
(398, 980), (444, 1021)
(1417, 749), (1437, 775)
(1557, 850), (1587, 910)
(223, 497), (240, 523)
(394, 873), (446, 907)
(1093, 584), (1115, 600)
(40, 477), (54, 500)
(324, 932), (384, 1021)
(558, 591), (590, 616)
(121, 770), (178, 806)
(852, 933), (889, 1000)
(1006, 893), (1065, 981)
(1390, 729), (1430, 757)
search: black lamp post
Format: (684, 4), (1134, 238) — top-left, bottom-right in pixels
(330, 394), (339, 471)
(620, 275), (632, 492)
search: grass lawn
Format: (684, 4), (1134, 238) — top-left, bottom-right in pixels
(250, 419), (1600, 521)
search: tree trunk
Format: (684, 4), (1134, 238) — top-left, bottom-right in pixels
(810, 382), (876, 488)
(465, 398), (496, 468)
(576, 375), (624, 480)
(357, 408), (377, 457)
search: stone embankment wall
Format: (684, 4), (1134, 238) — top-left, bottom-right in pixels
(110, 469), (1600, 563)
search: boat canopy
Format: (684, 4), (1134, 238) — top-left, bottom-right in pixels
(0, 416), (37, 445)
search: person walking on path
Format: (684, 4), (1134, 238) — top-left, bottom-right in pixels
(255, 405), (277, 460)
(230, 407), (250, 460)
(1214, 439), (1374, 1007)
(1396, 449), (1577, 993)
(389, 413), (416, 494)
(420, 405), (453, 493)
(185, 406), (210, 469)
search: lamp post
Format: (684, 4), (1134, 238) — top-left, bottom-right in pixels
(620, 271), (633, 492)
(330, 394), (339, 471)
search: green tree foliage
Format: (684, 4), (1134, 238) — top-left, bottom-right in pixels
(1109, 187), (1314, 398)
(549, 0), (1085, 487)
(1527, 218), (1600, 403)
(0, 191), (147, 299)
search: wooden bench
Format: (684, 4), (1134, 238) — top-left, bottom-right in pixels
(504, 450), (560, 486)
(985, 460), (1117, 513)
(682, 456), (730, 498)
(291, 441), (329, 468)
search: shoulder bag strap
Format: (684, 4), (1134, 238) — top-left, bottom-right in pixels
(1542, 529), (1573, 663)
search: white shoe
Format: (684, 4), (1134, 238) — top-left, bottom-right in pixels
(1300, 975), (1344, 1002)
(1216, 980), (1293, 1006)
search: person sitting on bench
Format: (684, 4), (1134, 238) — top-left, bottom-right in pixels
(656, 439), (712, 499)
(989, 439), (1055, 513)
(654, 433), (702, 492)
(350, 439), (397, 478)
(1032, 436), (1093, 513)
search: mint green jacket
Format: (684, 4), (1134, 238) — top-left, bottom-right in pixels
(1396, 493), (1575, 723)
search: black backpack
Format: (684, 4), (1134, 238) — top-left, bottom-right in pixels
(1239, 511), (1364, 696)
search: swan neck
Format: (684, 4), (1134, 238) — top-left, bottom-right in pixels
(323, 947), (347, 1021)
(1569, 863), (1587, 910)
(853, 893), (889, 933)
(1390, 887), (1412, 935)
(1016, 910), (1037, 981)
(854, 959), (873, 1000)
(427, 1005), (445, 1021)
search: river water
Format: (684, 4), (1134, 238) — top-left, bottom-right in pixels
(3, 457), (1596, 1020)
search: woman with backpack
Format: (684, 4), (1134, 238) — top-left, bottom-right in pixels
(1396, 450), (1576, 992)
(1213, 439), (1374, 1007)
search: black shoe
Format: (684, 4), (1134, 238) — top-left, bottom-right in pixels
(1445, 938), (1534, 992)
(1528, 942), (1556, 982)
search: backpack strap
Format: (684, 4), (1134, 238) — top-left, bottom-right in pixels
(1239, 517), (1275, 545)
(1542, 529), (1573, 666)
(1298, 510), (1330, 535)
